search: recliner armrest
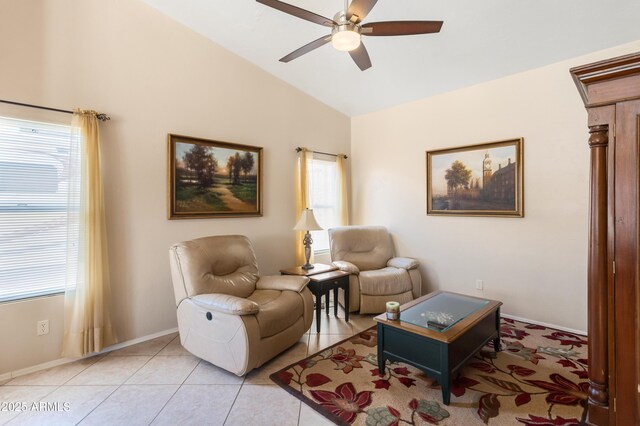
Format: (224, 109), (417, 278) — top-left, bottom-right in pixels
(387, 257), (420, 270)
(191, 294), (259, 315)
(332, 260), (360, 275)
(256, 275), (310, 293)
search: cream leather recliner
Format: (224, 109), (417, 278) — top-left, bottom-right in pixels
(329, 226), (422, 314)
(169, 235), (313, 376)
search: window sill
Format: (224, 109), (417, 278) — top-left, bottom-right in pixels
(0, 291), (65, 305)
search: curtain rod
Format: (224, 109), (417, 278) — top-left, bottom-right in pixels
(0, 99), (111, 122)
(296, 147), (348, 159)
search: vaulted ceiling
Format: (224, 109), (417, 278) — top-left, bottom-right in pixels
(143, 0), (640, 116)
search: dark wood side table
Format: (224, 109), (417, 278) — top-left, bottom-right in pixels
(280, 264), (350, 333)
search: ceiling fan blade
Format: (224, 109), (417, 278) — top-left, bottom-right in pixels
(280, 36), (332, 63)
(257, 0), (335, 27)
(362, 20), (443, 36)
(349, 43), (372, 71)
(347, 0), (379, 23)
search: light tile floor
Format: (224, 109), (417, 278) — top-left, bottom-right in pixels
(1, 306), (375, 426)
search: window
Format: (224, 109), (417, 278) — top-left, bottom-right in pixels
(0, 116), (79, 302)
(308, 157), (339, 253)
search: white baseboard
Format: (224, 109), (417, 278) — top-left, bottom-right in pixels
(100, 327), (179, 354)
(502, 313), (586, 336)
(1, 327), (178, 382)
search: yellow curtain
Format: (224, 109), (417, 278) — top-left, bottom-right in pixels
(336, 154), (349, 226)
(295, 149), (311, 265)
(62, 110), (116, 357)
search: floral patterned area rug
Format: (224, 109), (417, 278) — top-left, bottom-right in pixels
(270, 319), (588, 425)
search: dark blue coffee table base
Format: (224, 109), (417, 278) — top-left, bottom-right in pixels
(377, 307), (501, 405)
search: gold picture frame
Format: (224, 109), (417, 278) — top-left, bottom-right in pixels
(426, 138), (524, 217)
(168, 134), (263, 219)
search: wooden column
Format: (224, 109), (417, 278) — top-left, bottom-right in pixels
(571, 52), (640, 425)
(587, 124), (609, 423)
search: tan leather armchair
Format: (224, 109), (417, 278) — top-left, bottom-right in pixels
(169, 235), (313, 376)
(329, 226), (421, 314)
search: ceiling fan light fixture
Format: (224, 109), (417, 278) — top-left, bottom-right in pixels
(257, 0), (444, 71)
(331, 28), (361, 51)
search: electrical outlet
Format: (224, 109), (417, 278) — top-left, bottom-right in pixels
(475, 279), (484, 291)
(37, 320), (49, 336)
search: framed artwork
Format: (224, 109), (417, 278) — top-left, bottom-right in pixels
(426, 138), (524, 217)
(168, 134), (263, 219)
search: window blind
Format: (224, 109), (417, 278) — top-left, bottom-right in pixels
(308, 158), (339, 252)
(0, 116), (79, 302)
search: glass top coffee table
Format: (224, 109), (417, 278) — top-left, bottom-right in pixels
(374, 291), (502, 405)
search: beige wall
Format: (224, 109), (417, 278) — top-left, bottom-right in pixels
(351, 41), (640, 333)
(2, 0), (638, 376)
(0, 0), (350, 375)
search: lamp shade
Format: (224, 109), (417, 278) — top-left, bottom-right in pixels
(294, 208), (323, 231)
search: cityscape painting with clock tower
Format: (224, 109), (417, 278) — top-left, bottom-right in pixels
(427, 138), (523, 216)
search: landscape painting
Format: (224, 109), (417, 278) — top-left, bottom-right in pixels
(168, 134), (262, 219)
(426, 138), (523, 217)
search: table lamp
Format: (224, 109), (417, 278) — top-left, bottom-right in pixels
(294, 208), (323, 270)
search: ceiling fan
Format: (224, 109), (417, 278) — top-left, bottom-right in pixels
(256, 0), (443, 71)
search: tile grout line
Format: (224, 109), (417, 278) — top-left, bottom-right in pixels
(147, 357), (202, 425)
(222, 380), (245, 426)
(58, 353), (106, 387)
(3, 384), (61, 425)
(3, 351), (109, 425)
(176, 358), (202, 385)
(222, 367), (249, 423)
(2, 351), (103, 387)
(72, 336), (177, 425)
